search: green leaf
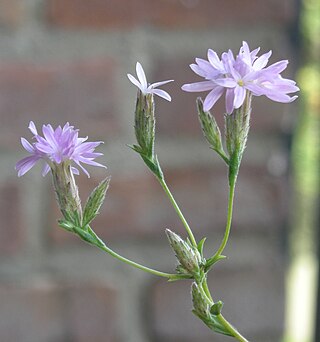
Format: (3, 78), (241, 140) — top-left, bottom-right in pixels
(82, 177), (111, 227)
(87, 226), (106, 248)
(205, 254), (227, 271)
(58, 219), (74, 232)
(127, 144), (143, 154)
(210, 301), (224, 315)
(197, 237), (206, 257)
(73, 226), (97, 245)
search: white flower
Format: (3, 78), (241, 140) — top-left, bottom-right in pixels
(127, 62), (174, 101)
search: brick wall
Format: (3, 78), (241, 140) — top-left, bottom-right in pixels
(0, 1), (299, 341)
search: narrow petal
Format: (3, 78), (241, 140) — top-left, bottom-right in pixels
(15, 156), (39, 177)
(71, 167), (80, 175)
(225, 88), (235, 114)
(151, 89), (171, 101)
(195, 58), (215, 76)
(207, 49), (223, 70)
(182, 81), (215, 92)
(233, 86), (246, 109)
(203, 87), (224, 112)
(42, 124), (57, 148)
(136, 62), (148, 90)
(150, 79), (174, 88)
(77, 157), (107, 168)
(265, 92), (298, 103)
(264, 60), (288, 74)
(253, 50), (272, 70)
(41, 163), (51, 177)
(190, 63), (207, 77)
(74, 161), (90, 178)
(21, 138), (34, 153)
(214, 78), (237, 88)
(28, 121), (38, 135)
(127, 74), (143, 92)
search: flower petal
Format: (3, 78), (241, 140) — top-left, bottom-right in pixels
(233, 86), (246, 109)
(182, 81), (215, 92)
(136, 62), (147, 90)
(225, 88), (235, 114)
(21, 138), (34, 153)
(203, 87), (224, 112)
(214, 78), (237, 88)
(15, 156), (39, 177)
(150, 79), (174, 88)
(41, 163), (51, 177)
(151, 89), (172, 101)
(127, 74), (143, 91)
(28, 121), (38, 136)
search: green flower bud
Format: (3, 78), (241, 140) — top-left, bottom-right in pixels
(166, 229), (202, 277)
(134, 91), (155, 160)
(197, 98), (223, 151)
(51, 161), (82, 225)
(225, 93), (252, 164)
(191, 282), (211, 319)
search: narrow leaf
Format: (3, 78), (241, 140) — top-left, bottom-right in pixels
(82, 177), (111, 227)
(197, 237), (206, 257)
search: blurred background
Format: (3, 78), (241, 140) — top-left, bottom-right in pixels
(0, 0), (319, 342)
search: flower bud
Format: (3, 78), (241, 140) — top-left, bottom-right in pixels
(51, 161), (82, 225)
(191, 284), (231, 336)
(225, 93), (252, 165)
(197, 98), (224, 154)
(134, 91), (155, 160)
(166, 229), (202, 277)
(191, 282), (211, 319)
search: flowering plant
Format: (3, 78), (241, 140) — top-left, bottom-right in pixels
(17, 41), (298, 341)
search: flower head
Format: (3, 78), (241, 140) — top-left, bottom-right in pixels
(182, 41), (299, 113)
(127, 62), (174, 101)
(16, 121), (106, 178)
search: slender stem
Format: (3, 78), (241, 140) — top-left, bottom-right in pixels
(158, 177), (197, 248)
(198, 280), (249, 342)
(202, 277), (213, 302)
(216, 314), (250, 342)
(212, 175), (236, 260)
(98, 244), (175, 279)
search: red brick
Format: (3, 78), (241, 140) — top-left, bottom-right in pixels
(47, 0), (140, 29)
(141, 0), (295, 29)
(0, 0), (24, 29)
(0, 180), (23, 255)
(67, 283), (118, 342)
(153, 55), (296, 138)
(47, 0), (296, 29)
(0, 283), (65, 341)
(150, 265), (284, 341)
(0, 282), (118, 342)
(0, 60), (119, 150)
(50, 165), (287, 244)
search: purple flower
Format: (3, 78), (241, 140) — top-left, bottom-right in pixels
(127, 62), (174, 101)
(182, 41), (299, 114)
(16, 121), (106, 178)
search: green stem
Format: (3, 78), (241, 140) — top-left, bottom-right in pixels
(158, 177), (197, 248)
(97, 244), (175, 279)
(202, 277), (213, 302)
(210, 175), (236, 263)
(197, 279), (249, 341)
(216, 314), (250, 342)
(198, 280), (249, 342)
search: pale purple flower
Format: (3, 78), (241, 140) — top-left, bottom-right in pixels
(16, 121), (106, 178)
(182, 41), (299, 114)
(127, 62), (174, 101)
